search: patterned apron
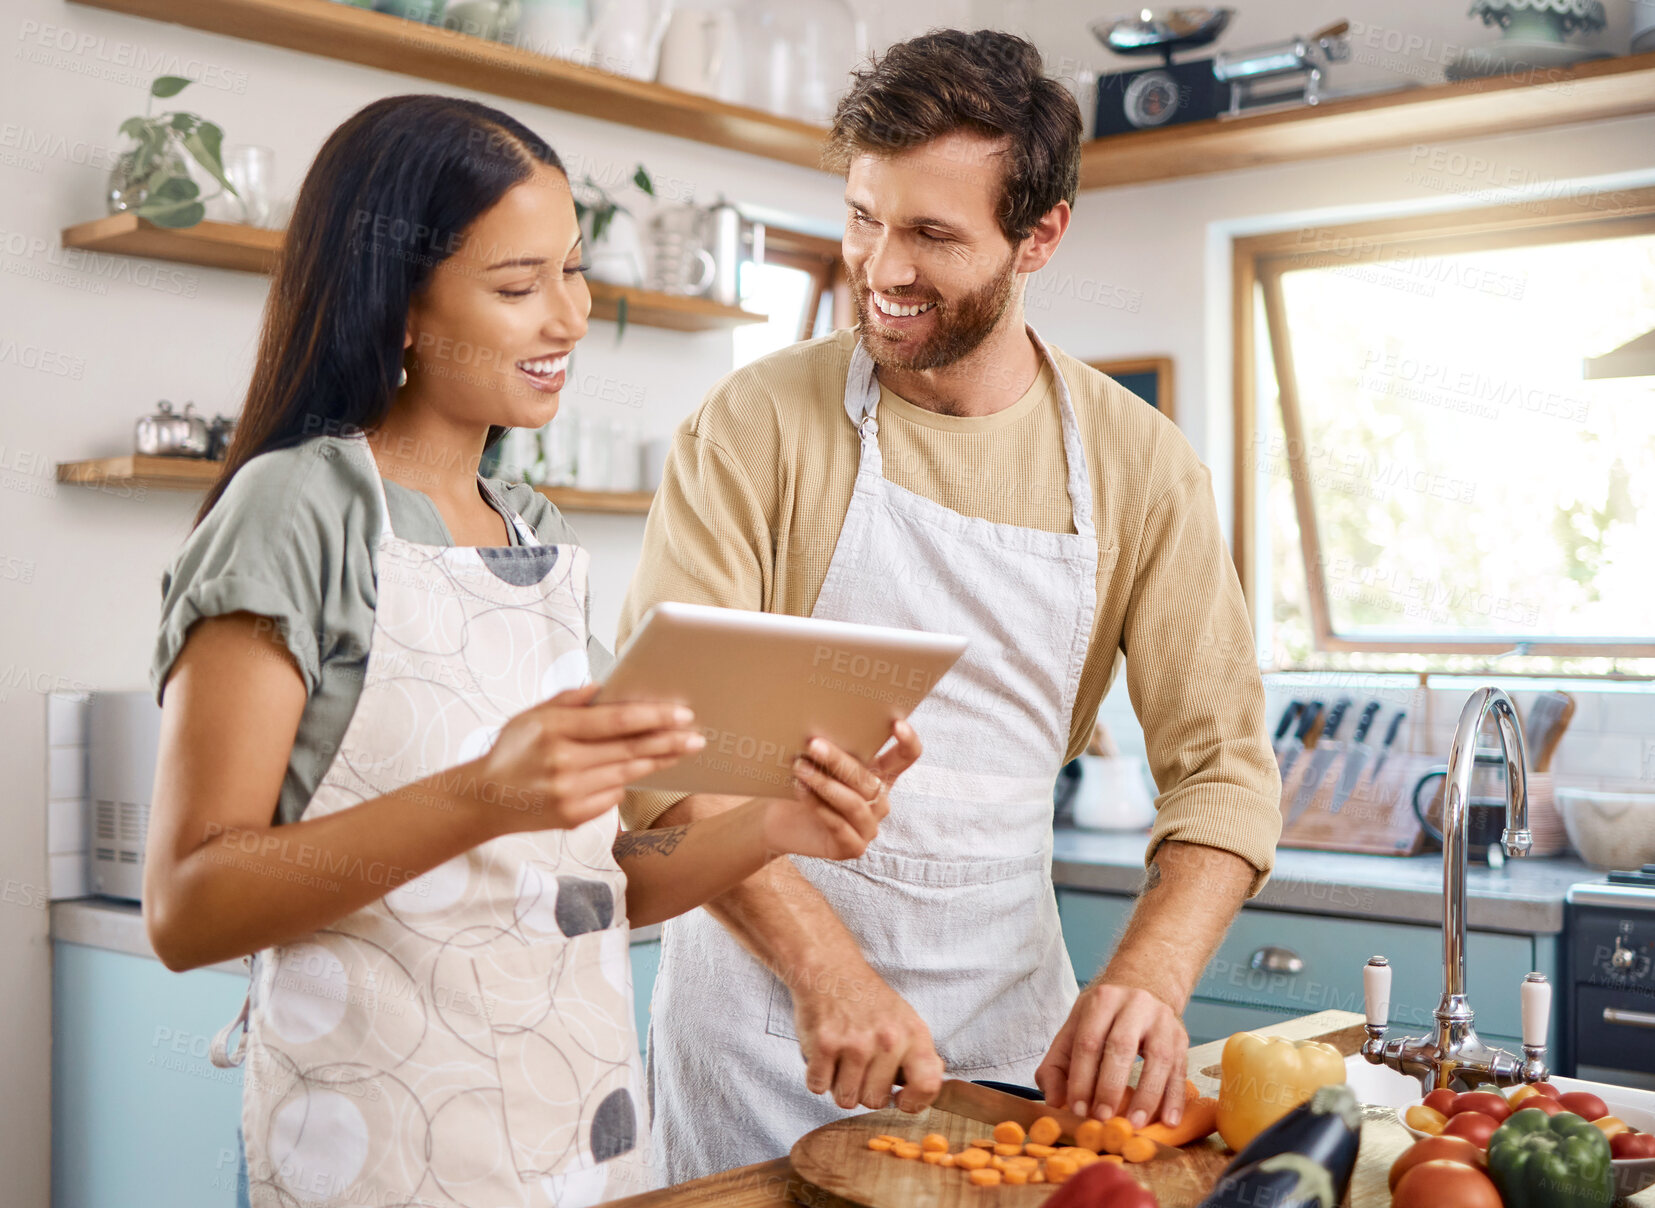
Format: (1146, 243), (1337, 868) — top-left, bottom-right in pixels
(209, 433), (651, 1208)
(647, 327), (1107, 1181)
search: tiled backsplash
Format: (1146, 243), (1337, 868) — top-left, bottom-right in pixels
(45, 677), (1654, 903)
(1092, 674), (1654, 792)
(46, 691), (89, 900)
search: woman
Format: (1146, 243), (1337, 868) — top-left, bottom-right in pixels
(144, 95), (921, 1208)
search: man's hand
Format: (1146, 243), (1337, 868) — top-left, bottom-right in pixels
(1034, 841), (1257, 1129)
(1035, 983), (1188, 1128)
(791, 960), (945, 1115)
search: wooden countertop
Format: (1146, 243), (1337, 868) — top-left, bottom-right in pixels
(610, 1009), (1655, 1207)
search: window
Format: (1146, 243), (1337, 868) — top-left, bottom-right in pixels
(1236, 186), (1655, 678)
(732, 228), (846, 369)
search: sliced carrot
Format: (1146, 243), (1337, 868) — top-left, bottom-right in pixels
(1003, 1167), (1029, 1185)
(1100, 1154), (1126, 1165)
(1030, 1170), (1046, 1184)
(1121, 1136), (1157, 1164)
(866, 1136), (895, 1151)
(1028, 1115), (1063, 1147)
(1023, 1143), (1057, 1158)
(992, 1142), (1022, 1157)
(1073, 1118), (1108, 1153)
(1100, 1117), (1135, 1155)
(1045, 1155), (1077, 1182)
(954, 1147), (991, 1170)
(1007, 1155), (1040, 1171)
(940, 1154), (954, 1167)
(1136, 1097), (1220, 1149)
(992, 1120), (1026, 1146)
(920, 1133), (949, 1153)
(893, 1141), (922, 1160)
(969, 1138), (996, 1150)
(968, 1169), (1002, 1187)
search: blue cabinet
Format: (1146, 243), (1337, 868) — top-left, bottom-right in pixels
(52, 941), (247, 1208)
(1056, 889), (1560, 1051)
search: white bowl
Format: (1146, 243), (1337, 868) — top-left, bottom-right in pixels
(1557, 789), (1655, 870)
(1394, 1077), (1655, 1199)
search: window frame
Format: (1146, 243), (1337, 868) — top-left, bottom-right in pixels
(757, 227), (848, 341)
(1231, 183), (1655, 660)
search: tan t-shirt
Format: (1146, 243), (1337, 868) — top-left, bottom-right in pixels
(618, 328), (1282, 889)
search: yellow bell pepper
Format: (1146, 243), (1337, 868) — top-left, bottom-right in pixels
(1215, 1031), (1347, 1152)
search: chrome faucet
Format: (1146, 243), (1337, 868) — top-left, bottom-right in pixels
(1360, 687), (1552, 1093)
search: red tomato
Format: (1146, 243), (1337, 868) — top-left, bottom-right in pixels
(1530, 1082), (1563, 1100)
(1558, 1092), (1609, 1121)
(1450, 1092), (1512, 1122)
(1392, 1160), (1502, 1208)
(1424, 1088), (1459, 1115)
(1517, 1095), (1563, 1116)
(1040, 1158), (1138, 1208)
(1389, 1135), (1486, 1191)
(1612, 1131), (1655, 1160)
(1442, 1111), (1501, 1148)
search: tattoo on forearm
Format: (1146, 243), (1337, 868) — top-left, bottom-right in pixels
(614, 826), (688, 861)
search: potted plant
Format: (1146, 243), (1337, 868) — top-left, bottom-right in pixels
(107, 76), (238, 229)
(574, 163), (654, 337)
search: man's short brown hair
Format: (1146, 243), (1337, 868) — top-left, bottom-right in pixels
(824, 29), (1082, 244)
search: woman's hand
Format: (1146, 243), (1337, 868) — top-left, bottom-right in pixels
(465, 683), (704, 838)
(759, 720), (922, 861)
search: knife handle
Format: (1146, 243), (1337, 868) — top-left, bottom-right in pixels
(1294, 701), (1324, 744)
(1273, 701), (1303, 742)
(1319, 697), (1352, 741)
(1380, 710), (1407, 748)
(1350, 700), (1382, 744)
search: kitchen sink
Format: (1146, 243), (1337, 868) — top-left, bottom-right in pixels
(1344, 1053), (1425, 1108)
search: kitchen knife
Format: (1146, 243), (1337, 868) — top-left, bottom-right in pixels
(1329, 700), (1382, 813)
(1278, 700), (1323, 783)
(1272, 700), (1304, 758)
(1285, 696), (1351, 825)
(1366, 709), (1407, 785)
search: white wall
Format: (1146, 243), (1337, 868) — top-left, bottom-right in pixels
(1, 0), (1651, 1201)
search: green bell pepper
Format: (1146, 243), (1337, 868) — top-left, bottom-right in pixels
(1486, 1107), (1613, 1208)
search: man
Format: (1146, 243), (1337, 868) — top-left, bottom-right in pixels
(617, 29), (1283, 1183)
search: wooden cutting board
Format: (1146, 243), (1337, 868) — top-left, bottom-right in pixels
(791, 1078), (1230, 1207)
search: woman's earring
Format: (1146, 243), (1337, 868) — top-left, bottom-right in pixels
(397, 365), (408, 388)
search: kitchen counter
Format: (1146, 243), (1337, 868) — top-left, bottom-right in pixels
(1053, 827), (1597, 935)
(49, 896), (662, 969)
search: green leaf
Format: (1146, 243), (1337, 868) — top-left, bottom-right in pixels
(590, 207), (612, 244)
(169, 112), (197, 132)
(118, 116), (150, 142)
(183, 123), (235, 195)
(138, 199), (207, 228)
(150, 75), (192, 98)
(615, 293), (628, 342)
(146, 175), (200, 203)
(632, 164), (654, 196)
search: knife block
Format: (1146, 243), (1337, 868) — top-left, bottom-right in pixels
(1275, 748), (1441, 855)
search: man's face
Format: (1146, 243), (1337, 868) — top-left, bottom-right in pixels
(841, 131), (1023, 372)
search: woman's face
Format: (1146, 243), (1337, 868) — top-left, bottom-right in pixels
(403, 162), (589, 431)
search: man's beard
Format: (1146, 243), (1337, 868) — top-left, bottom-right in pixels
(851, 248), (1020, 373)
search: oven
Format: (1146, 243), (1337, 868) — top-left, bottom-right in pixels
(1566, 867), (1655, 1092)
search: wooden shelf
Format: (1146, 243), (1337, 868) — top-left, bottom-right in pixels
(61, 214), (766, 331)
(1080, 52), (1655, 188)
(69, 0), (828, 171)
(55, 455), (655, 514)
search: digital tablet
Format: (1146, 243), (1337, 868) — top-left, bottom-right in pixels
(593, 602), (968, 798)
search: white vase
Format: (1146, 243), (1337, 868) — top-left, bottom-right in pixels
(581, 207), (646, 287)
(516, 0), (588, 60)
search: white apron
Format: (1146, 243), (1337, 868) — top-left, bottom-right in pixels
(209, 433), (652, 1208)
(647, 327), (1107, 1182)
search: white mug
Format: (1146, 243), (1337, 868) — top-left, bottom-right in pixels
(656, 7), (737, 99)
(1070, 754), (1157, 831)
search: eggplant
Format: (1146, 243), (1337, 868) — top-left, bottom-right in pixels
(1197, 1083), (1361, 1208)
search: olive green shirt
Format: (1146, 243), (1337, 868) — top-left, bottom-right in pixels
(150, 434), (614, 826)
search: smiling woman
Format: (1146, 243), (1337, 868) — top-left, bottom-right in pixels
(141, 93), (915, 1208)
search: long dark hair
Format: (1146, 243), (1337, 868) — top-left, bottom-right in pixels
(196, 95), (566, 526)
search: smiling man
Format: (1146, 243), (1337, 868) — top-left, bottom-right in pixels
(617, 29), (1283, 1182)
